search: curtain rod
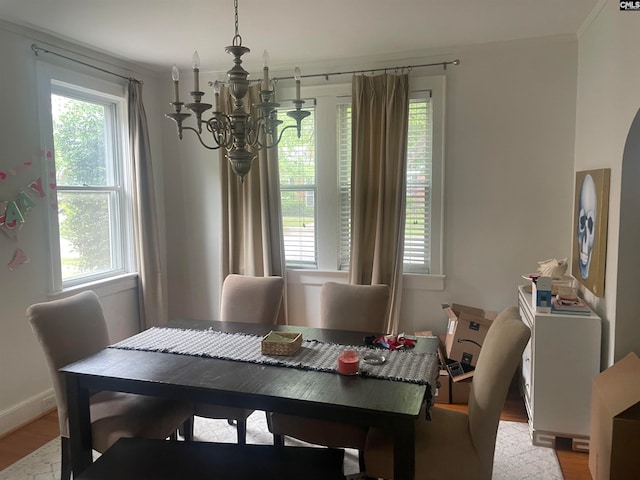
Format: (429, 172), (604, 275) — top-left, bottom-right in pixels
(31, 44), (142, 84)
(272, 59), (460, 82)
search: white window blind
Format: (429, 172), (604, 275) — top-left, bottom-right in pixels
(404, 98), (432, 273)
(337, 102), (352, 270)
(338, 96), (433, 274)
(278, 106), (317, 268)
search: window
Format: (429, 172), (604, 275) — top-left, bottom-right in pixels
(37, 64), (134, 291)
(337, 98), (433, 273)
(277, 76), (444, 275)
(278, 105), (317, 268)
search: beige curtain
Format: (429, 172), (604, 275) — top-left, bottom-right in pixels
(128, 80), (168, 328)
(348, 74), (409, 334)
(219, 84), (288, 324)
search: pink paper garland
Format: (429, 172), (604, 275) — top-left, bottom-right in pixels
(8, 248), (29, 271)
(1, 151), (54, 271)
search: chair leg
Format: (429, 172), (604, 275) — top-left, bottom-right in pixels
(273, 433), (285, 447)
(181, 416), (194, 442)
(357, 449), (366, 473)
(60, 436), (72, 480)
(265, 411), (284, 446)
(236, 419), (247, 445)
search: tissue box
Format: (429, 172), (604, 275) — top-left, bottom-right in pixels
(532, 276), (553, 313)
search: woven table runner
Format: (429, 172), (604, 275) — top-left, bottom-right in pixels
(110, 327), (439, 386)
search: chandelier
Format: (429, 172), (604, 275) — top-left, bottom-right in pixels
(165, 0), (310, 180)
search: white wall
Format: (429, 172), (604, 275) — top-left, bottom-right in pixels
(0, 21), (166, 435)
(162, 35), (580, 336)
(575, 0), (640, 365)
(421, 37), (578, 334)
(161, 69), (223, 322)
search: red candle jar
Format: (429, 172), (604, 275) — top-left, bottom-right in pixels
(337, 349), (360, 375)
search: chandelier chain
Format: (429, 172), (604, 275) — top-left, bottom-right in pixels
(233, 0), (242, 46)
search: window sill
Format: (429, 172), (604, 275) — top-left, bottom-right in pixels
(286, 269), (445, 291)
(49, 273), (139, 300)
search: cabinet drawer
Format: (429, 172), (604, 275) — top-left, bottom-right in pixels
(518, 294), (534, 328)
(521, 338), (532, 402)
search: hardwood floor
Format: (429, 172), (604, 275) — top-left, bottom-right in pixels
(0, 384), (592, 478)
(0, 409), (58, 471)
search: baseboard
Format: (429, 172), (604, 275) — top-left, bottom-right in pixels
(0, 388), (56, 437)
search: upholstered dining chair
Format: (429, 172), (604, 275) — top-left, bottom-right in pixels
(319, 281), (390, 331)
(268, 281), (390, 471)
(192, 274), (285, 444)
(363, 306), (531, 480)
(27, 291), (193, 480)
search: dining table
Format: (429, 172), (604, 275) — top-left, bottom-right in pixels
(60, 319), (439, 480)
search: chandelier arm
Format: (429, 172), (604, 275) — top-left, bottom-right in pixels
(180, 126), (224, 151)
(245, 118), (267, 149)
(249, 134), (265, 150)
(254, 115), (282, 149)
(205, 115), (234, 149)
(274, 124), (300, 145)
(246, 121), (301, 150)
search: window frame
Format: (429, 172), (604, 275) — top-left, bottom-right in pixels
(278, 74), (445, 276)
(36, 61), (135, 293)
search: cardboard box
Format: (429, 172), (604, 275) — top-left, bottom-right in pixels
(434, 369), (451, 404)
(451, 377), (472, 404)
(433, 369), (472, 404)
(532, 276), (552, 313)
(589, 352), (640, 480)
(434, 336), (450, 403)
(433, 338), (474, 404)
(442, 303), (495, 367)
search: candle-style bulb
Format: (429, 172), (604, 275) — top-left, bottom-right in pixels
(171, 65), (180, 103)
(213, 80), (221, 111)
(294, 66), (301, 101)
(262, 50), (270, 91)
(192, 51), (200, 92)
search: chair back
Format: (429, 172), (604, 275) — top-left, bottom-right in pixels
(27, 291), (109, 437)
(467, 306), (531, 475)
(320, 282), (390, 332)
(220, 274), (285, 324)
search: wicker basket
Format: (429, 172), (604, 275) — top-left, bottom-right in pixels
(261, 331), (302, 356)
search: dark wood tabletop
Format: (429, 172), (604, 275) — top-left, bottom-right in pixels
(61, 319), (438, 480)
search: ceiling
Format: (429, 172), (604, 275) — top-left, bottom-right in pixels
(0, 0), (600, 75)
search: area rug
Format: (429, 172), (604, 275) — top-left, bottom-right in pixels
(0, 416), (562, 479)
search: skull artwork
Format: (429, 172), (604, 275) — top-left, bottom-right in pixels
(577, 174), (597, 279)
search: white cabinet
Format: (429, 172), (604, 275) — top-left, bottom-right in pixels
(517, 285), (601, 452)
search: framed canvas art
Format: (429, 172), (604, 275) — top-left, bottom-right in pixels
(572, 168), (610, 297)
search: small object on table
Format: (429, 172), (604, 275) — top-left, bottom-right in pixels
(361, 353), (386, 365)
(368, 334), (416, 350)
(337, 349), (360, 375)
(261, 331), (302, 356)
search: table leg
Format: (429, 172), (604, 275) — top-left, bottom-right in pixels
(65, 374), (93, 476)
(393, 418), (416, 480)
